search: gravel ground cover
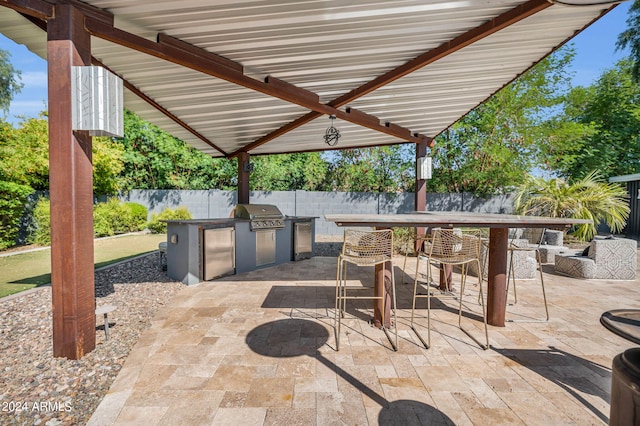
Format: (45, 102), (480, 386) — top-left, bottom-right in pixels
(0, 253), (184, 426)
(0, 236), (343, 425)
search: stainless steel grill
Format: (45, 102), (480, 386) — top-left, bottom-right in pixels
(234, 204), (285, 231)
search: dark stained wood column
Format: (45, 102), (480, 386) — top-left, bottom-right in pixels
(415, 140), (428, 234)
(237, 151), (250, 204)
(415, 141), (427, 211)
(48, 4), (96, 359)
(374, 262), (393, 329)
(487, 228), (508, 326)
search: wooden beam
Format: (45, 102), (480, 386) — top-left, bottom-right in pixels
(237, 152), (250, 204)
(157, 32), (243, 74)
(1, 0), (113, 23)
(82, 18), (425, 148)
(92, 59), (228, 156)
(0, 0), (53, 20)
(8, 0), (427, 153)
(345, 107), (381, 129)
(230, 0), (550, 155)
(415, 134), (434, 148)
(264, 75), (319, 104)
(13, 14), (228, 157)
(60, 0), (114, 26)
(48, 2), (95, 359)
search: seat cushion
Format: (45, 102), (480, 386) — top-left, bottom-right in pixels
(554, 254), (597, 279)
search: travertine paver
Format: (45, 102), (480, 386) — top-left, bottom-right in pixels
(89, 253), (640, 425)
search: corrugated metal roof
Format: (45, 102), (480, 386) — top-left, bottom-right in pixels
(0, 0), (622, 158)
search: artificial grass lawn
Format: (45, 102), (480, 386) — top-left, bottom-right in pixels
(0, 233), (167, 298)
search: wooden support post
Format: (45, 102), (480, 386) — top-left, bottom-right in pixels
(487, 228), (508, 327)
(415, 140), (428, 212)
(414, 140), (428, 253)
(374, 262), (393, 329)
(237, 151), (250, 204)
(48, 3), (96, 359)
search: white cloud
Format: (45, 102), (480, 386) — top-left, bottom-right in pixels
(5, 100), (47, 123)
(19, 71), (48, 88)
(12, 100), (46, 109)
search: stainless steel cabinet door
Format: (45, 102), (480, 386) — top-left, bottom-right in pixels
(294, 222), (312, 260)
(203, 228), (235, 280)
(255, 229), (276, 266)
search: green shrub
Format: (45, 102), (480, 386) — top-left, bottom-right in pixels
(94, 198), (130, 237)
(147, 206), (192, 234)
(125, 202), (148, 231)
(392, 227), (416, 255)
(32, 197), (51, 246)
(0, 181), (34, 250)
(28, 198), (150, 245)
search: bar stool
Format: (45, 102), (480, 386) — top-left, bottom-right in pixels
(506, 227), (549, 322)
(402, 231), (433, 285)
(335, 228), (397, 351)
(410, 228), (489, 350)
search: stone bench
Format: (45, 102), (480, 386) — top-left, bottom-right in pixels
(555, 237), (637, 280)
(538, 245), (572, 264)
(521, 229), (568, 264)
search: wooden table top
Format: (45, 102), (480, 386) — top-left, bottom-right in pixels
(324, 212), (592, 229)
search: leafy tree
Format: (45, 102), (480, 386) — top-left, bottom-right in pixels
(547, 59), (640, 179)
(210, 157), (238, 190)
(617, 0), (640, 81)
(31, 197), (51, 246)
(116, 110), (331, 192)
(536, 87), (597, 176)
(0, 48), (23, 114)
(250, 153), (328, 191)
(429, 47), (576, 195)
(325, 145), (413, 192)
(3, 115), (50, 189)
(93, 137), (125, 195)
(0, 114), (126, 194)
(0, 180), (32, 249)
(514, 171), (630, 241)
(116, 110), (233, 190)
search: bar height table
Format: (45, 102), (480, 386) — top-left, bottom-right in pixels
(325, 212), (591, 328)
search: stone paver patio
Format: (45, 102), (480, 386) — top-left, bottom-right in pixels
(88, 253), (640, 425)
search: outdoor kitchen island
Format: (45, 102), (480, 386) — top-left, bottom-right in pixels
(164, 205), (315, 285)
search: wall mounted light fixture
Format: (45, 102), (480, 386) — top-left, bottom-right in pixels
(71, 66), (124, 137)
(417, 156), (432, 180)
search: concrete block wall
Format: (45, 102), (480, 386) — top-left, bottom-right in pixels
(250, 191), (296, 217)
(121, 189), (515, 236)
(294, 191), (380, 235)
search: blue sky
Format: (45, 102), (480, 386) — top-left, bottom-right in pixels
(0, 2), (633, 123)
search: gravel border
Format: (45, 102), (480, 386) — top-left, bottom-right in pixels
(0, 236), (342, 425)
(0, 253), (184, 426)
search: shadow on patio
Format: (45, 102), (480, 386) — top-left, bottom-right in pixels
(88, 253), (640, 425)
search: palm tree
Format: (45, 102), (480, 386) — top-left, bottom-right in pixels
(513, 171), (630, 241)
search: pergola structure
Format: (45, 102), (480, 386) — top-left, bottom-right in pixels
(0, 0), (623, 358)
